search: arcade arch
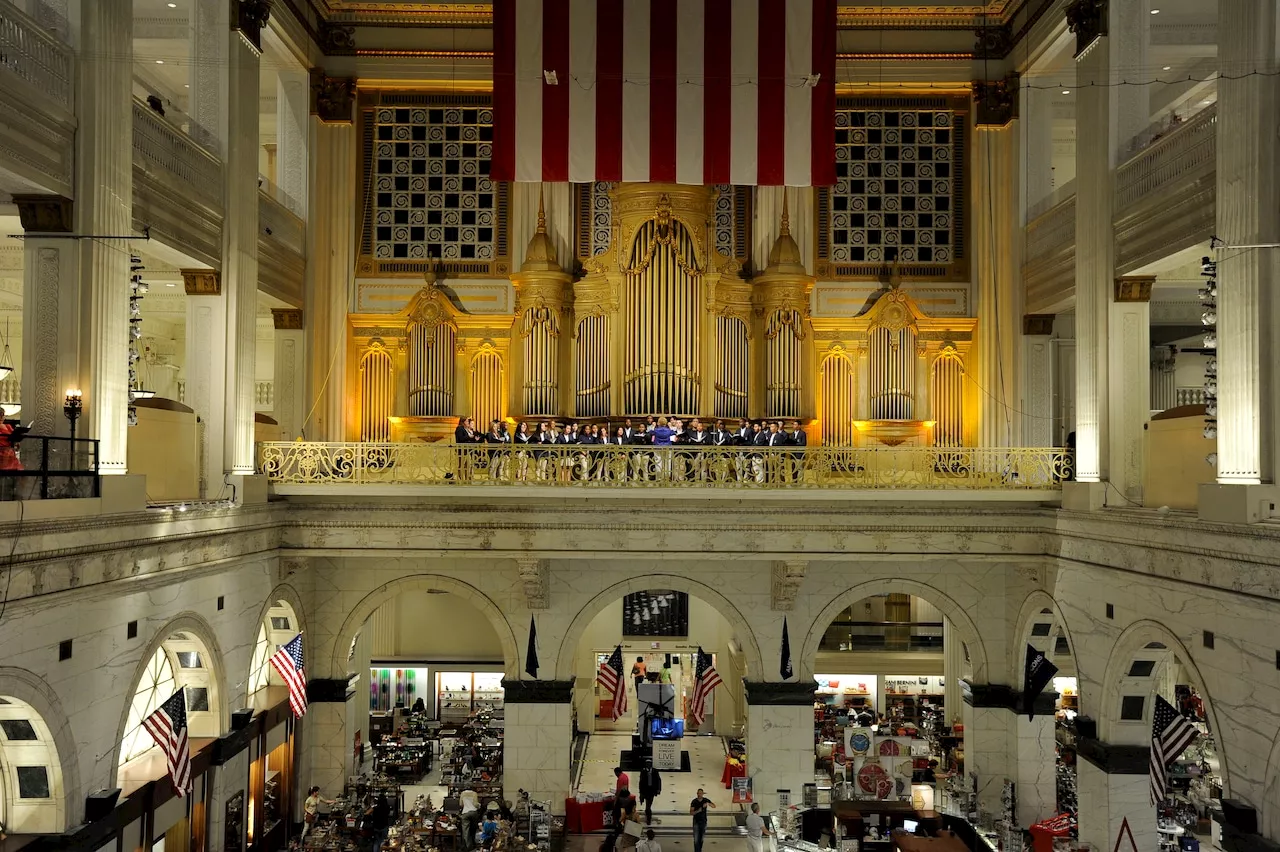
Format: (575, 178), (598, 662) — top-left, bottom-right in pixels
(0, 693), (68, 835)
(247, 597), (304, 700)
(1013, 592), (1083, 714)
(115, 616), (226, 790)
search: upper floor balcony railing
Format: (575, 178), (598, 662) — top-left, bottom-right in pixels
(0, 1), (73, 110)
(0, 435), (100, 501)
(1115, 103), (1216, 212)
(132, 95), (224, 212)
(258, 442), (1073, 492)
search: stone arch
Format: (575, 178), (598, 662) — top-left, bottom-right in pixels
(1011, 591), (1084, 709)
(553, 575), (765, 680)
(0, 666), (81, 831)
(331, 574), (521, 680)
(799, 578), (989, 682)
(1097, 620), (1231, 797)
(111, 612), (229, 779)
(246, 584), (308, 702)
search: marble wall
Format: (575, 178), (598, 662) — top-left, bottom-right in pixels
(503, 702), (572, 812)
(1076, 764), (1155, 852)
(745, 704), (815, 814)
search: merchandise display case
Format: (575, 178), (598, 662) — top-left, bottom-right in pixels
(882, 676), (945, 728)
(438, 671), (505, 721)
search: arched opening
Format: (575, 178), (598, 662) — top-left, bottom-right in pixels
(1096, 623), (1226, 851)
(347, 587), (510, 797)
(0, 696), (66, 836)
(247, 599), (304, 701)
(808, 592), (963, 808)
(568, 586), (749, 829)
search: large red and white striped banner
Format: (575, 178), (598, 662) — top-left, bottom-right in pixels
(493, 0), (836, 186)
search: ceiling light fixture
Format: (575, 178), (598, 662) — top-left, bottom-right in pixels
(1062, 89), (1071, 95)
(155, 59), (164, 64)
(1150, 8), (1160, 13)
(168, 2), (177, 6)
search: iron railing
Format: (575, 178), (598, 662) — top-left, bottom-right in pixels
(0, 435), (100, 501)
(258, 442), (1073, 490)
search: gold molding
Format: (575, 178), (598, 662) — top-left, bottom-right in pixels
(273, 308), (304, 330)
(1114, 276), (1156, 303)
(181, 269), (221, 296)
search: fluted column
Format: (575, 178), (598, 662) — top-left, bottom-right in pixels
(183, 270), (226, 496)
(223, 30), (260, 474)
(272, 309), (305, 441)
(1108, 278), (1152, 503)
(942, 618), (963, 726)
(304, 78), (357, 442)
(973, 118), (1022, 448)
(1021, 315), (1055, 448)
(188, 0), (228, 153)
(1071, 12), (1116, 485)
(1112, 0), (1151, 153)
(76, 0), (133, 473)
(1214, 0), (1277, 486)
(15, 196), (79, 437)
(277, 69), (309, 215)
(1020, 83), (1056, 215)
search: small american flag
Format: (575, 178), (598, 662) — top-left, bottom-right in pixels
(142, 689), (192, 797)
(599, 645), (628, 721)
(270, 633), (309, 718)
(1150, 694), (1198, 805)
(689, 647), (723, 727)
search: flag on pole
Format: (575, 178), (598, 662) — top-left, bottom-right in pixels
(780, 617), (794, 680)
(142, 688), (192, 797)
(269, 632), (309, 718)
(1149, 694), (1199, 805)
(689, 647), (724, 726)
(599, 644), (629, 721)
(525, 615), (540, 679)
(492, 0), (838, 186)
(1023, 644), (1059, 719)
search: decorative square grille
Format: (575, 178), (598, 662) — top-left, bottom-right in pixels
(818, 97), (968, 281)
(359, 93), (510, 278)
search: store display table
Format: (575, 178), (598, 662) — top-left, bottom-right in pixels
(564, 797), (611, 833)
(892, 830), (968, 852)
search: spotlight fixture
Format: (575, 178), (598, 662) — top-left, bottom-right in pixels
(1162, 66), (1171, 71)
(1061, 90), (1071, 95)
(167, 1), (177, 6)
(155, 59), (164, 64)
(1150, 8), (1160, 13)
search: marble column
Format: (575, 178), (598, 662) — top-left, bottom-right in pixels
(272, 309), (305, 441)
(973, 118), (1022, 448)
(744, 683), (815, 815)
(183, 270), (227, 497)
(222, 29), (260, 475)
(304, 79), (357, 442)
(14, 196), (80, 437)
(1077, 762), (1155, 852)
(942, 619), (963, 726)
(76, 0), (132, 473)
(1012, 714), (1056, 826)
(1021, 315), (1055, 448)
(187, 0), (228, 154)
(1108, 278), (1153, 503)
(961, 700), (1010, 818)
(302, 680), (354, 799)
(1213, 0), (1277, 487)
(502, 682), (574, 814)
(1112, 0), (1151, 154)
(276, 69), (309, 215)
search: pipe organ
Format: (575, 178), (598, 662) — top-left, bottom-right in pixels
(346, 182), (978, 446)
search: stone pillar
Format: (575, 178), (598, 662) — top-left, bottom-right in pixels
(1070, 0), (1115, 488)
(1012, 714), (1056, 826)
(1109, 277), (1153, 503)
(208, 746), (250, 852)
(222, 26), (261, 475)
(502, 680), (574, 814)
(1020, 83), (1056, 214)
(276, 69), (309, 215)
(302, 678), (353, 799)
(304, 75), (357, 442)
(1077, 760), (1156, 852)
(272, 309), (305, 441)
(187, 0), (228, 153)
(744, 682), (815, 814)
(942, 619), (963, 726)
(1112, 0), (1151, 154)
(1021, 315), (1055, 448)
(14, 195), (80, 437)
(183, 270), (226, 497)
(1212, 0), (1277, 490)
(960, 699), (1010, 818)
(76, 0), (132, 473)
(973, 85), (1022, 448)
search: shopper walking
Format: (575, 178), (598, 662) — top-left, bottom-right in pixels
(689, 788), (716, 852)
(638, 759), (662, 824)
(744, 803), (769, 852)
(459, 787), (481, 850)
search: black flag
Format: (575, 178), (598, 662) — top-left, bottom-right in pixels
(780, 617), (794, 680)
(525, 615), (539, 679)
(1023, 643), (1058, 718)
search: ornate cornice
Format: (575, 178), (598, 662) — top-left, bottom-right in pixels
(973, 21), (1014, 59)
(1114, 276), (1155, 303)
(13, 194), (74, 234)
(318, 20), (356, 54)
(272, 308), (304, 330)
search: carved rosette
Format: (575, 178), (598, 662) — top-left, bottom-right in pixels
(517, 558), (549, 610)
(319, 22), (356, 55)
(771, 560), (808, 611)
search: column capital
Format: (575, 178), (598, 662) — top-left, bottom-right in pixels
(972, 22), (1013, 60)
(272, 308), (303, 330)
(1114, 276), (1155, 303)
(500, 678), (574, 703)
(771, 560), (808, 611)
(232, 0), (272, 53)
(961, 680), (1058, 716)
(1075, 735), (1150, 774)
(1023, 314), (1055, 336)
(1066, 0), (1108, 58)
(516, 557), (550, 610)
(743, 681), (814, 706)
(182, 269), (221, 296)
(311, 71), (356, 123)
(973, 73), (1020, 127)
(12, 195), (74, 234)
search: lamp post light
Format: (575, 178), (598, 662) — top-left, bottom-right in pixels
(63, 388), (82, 443)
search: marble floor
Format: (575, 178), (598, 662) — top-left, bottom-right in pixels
(577, 733), (742, 824)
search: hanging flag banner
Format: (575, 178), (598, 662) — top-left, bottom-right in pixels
(1022, 643), (1058, 719)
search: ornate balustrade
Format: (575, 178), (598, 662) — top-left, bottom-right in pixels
(255, 381), (274, 408)
(258, 442), (1072, 491)
(1115, 105), (1216, 212)
(259, 190), (305, 255)
(132, 96), (224, 210)
(0, 2), (73, 110)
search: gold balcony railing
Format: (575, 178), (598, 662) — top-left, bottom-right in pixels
(258, 442), (1073, 490)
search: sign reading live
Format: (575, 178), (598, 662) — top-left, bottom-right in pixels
(491, 0), (837, 186)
